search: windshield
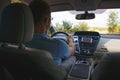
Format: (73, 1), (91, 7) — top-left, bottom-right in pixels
(51, 9), (120, 34)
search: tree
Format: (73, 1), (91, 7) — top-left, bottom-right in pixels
(107, 11), (119, 33)
(55, 23), (63, 31)
(62, 21), (72, 30)
(73, 22), (89, 31)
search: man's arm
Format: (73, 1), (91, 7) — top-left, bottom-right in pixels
(67, 35), (75, 56)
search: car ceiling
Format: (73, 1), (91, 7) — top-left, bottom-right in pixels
(24, 0), (120, 12)
(0, 0), (120, 13)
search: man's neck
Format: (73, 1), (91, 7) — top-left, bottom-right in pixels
(34, 24), (47, 34)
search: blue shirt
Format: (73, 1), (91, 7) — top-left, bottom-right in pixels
(25, 33), (71, 65)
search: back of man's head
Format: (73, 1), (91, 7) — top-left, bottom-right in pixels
(29, 0), (50, 25)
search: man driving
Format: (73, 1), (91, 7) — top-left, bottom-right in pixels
(26, 0), (75, 65)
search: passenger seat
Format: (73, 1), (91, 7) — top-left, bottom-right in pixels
(0, 66), (13, 80)
(92, 53), (120, 80)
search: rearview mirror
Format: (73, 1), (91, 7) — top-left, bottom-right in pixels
(76, 11), (95, 20)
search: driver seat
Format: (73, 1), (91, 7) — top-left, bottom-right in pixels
(0, 3), (66, 80)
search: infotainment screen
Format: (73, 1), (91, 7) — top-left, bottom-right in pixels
(81, 37), (92, 43)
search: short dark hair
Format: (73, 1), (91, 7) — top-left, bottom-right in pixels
(29, 0), (50, 25)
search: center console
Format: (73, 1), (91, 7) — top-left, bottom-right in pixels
(67, 59), (92, 80)
(67, 31), (100, 80)
(73, 31), (100, 56)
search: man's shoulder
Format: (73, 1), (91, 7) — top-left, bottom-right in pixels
(33, 33), (49, 39)
(33, 33), (68, 46)
(52, 38), (67, 45)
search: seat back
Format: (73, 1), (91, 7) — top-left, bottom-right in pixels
(0, 66), (14, 80)
(0, 3), (66, 80)
(92, 53), (120, 80)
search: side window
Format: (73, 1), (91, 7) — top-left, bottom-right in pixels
(11, 0), (28, 4)
(48, 24), (57, 36)
(11, 0), (22, 3)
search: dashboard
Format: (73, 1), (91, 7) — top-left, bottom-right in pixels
(73, 31), (101, 56)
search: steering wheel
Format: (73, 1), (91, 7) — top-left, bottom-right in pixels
(51, 32), (69, 44)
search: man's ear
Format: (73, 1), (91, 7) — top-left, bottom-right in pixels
(44, 17), (51, 27)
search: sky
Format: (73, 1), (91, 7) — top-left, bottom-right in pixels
(51, 9), (120, 28)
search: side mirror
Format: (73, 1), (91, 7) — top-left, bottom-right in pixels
(76, 11), (95, 20)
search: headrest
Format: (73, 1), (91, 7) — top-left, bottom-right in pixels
(0, 3), (34, 43)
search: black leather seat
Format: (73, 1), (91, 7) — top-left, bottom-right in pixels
(0, 3), (66, 80)
(92, 53), (120, 80)
(0, 66), (14, 80)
